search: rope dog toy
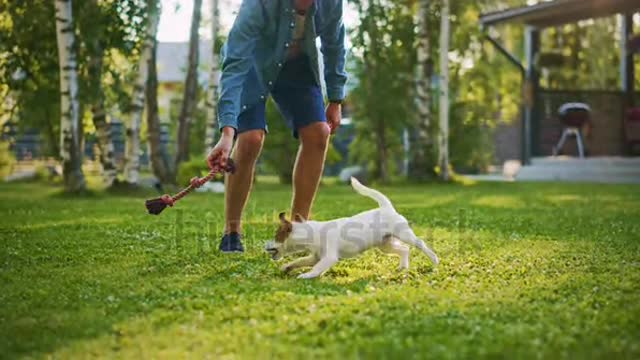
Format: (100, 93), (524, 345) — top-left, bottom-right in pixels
(145, 159), (236, 215)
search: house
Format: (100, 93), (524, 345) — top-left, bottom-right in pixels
(480, 0), (640, 183)
(156, 41), (214, 123)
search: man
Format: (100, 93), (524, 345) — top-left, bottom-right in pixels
(207, 0), (348, 252)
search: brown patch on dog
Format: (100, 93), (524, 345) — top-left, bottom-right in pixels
(275, 212), (292, 243)
(293, 213), (306, 222)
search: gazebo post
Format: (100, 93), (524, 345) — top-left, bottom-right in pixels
(523, 26), (540, 165)
(620, 13), (634, 108)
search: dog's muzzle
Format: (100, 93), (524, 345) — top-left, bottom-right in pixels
(264, 241), (280, 260)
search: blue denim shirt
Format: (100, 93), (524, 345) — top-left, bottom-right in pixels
(217, 0), (348, 131)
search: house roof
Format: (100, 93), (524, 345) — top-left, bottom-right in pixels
(156, 41), (213, 84)
(155, 41), (358, 95)
(480, 0), (640, 28)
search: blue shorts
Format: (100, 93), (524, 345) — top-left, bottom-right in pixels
(237, 56), (326, 138)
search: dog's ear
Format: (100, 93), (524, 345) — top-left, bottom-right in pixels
(293, 213), (306, 222)
(276, 212), (292, 243)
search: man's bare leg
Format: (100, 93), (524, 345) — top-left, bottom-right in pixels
(225, 130), (265, 234)
(291, 122), (330, 220)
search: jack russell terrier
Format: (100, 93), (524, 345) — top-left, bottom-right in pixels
(265, 177), (439, 279)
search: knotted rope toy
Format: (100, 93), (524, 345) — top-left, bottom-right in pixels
(145, 159), (236, 215)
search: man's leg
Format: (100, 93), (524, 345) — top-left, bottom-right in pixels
(291, 122), (330, 220)
(225, 129), (265, 234)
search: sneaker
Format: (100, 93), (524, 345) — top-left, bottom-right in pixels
(219, 232), (244, 253)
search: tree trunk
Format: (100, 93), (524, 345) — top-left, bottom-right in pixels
(146, 39), (174, 184)
(364, 0), (389, 183)
(44, 106), (60, 158)
(175, 0), (203, 167)
(204, 0), (220, 151)
(410, 0), (435, 180)
(124, 0), (160, 185)
(54, 0), (86, 192)
(88, 40), (118, 187)
(376, 119), (390, 183)
(438, 0), (450, 181)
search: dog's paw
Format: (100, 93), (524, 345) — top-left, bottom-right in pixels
(281, 264), (292, 273)
(297, 272), (318, 279)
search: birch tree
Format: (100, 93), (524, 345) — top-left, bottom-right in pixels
(85, 0), (118, 187)
(124, 0), (160, 185)
(175, 0), (203, 166)
(204, 0), (220, 151)
(438, 0), (450, 181)
(410, 0), (435, 180)
(55, 0), (86, 192)
(87, 30), (118, 187)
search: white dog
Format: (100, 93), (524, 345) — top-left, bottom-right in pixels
(265, 177), (439, 279)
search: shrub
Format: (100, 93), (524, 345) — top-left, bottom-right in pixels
(176, 159), (223, 186)
(0, 142), (15, 179)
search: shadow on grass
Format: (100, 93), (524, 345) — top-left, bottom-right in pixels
(2, 180), (639, 357)
(3, 228), (638, 358)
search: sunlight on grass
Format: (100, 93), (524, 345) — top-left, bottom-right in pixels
(1, 181), (639, 358)
(545, 194), (582, 204)
(471, 195), (524, 209)
(18, 217), (125, 230)
(395, 194), (459, 209)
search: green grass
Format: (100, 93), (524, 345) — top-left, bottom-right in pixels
(1, 180), (639, 359)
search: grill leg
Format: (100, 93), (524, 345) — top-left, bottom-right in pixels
(553, 128), (570, 156)
(575, 129), (585, 158)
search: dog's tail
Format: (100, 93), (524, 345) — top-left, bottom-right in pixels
(350, 177), (394, 209)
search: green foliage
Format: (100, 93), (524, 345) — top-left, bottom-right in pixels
(76, 0), (148, 108)
(449, 101), (494, 173)
(0, 0), (60, 155)
(1, 180), (640, 357)
(445, 1), (523, 172)
(33, 164), (62, 184)
(176, 158), (213, 186)
(188, 83), (217, 158)
(325, 140), (343, 165)
(259, 98), (344, 184)
(540, 19), (621, 90)
(0, 0), (149, 157)
(440, 1), (525, 172)
(348, 0), (416, 182)
(261, 99), (299, 184)
(0, 141), (14, 178)
(347, 0), (528, 179)
(347, 0), (621, 176)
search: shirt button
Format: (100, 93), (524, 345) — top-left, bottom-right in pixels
(277, 62), (283, 67)
(290, 21), (295, 28)
(268, 81), (273, 86)
(285, 42), (290, 48)
(242, 105), (247, 110)
(260, 95), (265, 100)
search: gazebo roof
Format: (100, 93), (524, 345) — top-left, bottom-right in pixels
(480, 0), (640, 28)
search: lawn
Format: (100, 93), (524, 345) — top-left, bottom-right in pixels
(1, 179), (639, 359)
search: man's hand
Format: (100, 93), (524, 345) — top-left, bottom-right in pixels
(326, 102), (342, 134)
(207, 127), (235, 170)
